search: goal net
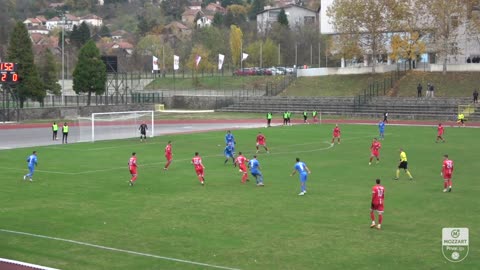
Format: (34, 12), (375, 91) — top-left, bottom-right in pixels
(78, 111), (154, 142)
(458, 104), (475, 117)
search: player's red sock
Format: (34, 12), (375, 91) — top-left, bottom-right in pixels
(242, 173), (248, 183)
(444, 181), (448, 189)
(378, 214), (383, 225)
(165, 161), (171, 169)
(370, 212), (375, 222)
(131, 175), (137, 182)
(448, 180), (452, 187)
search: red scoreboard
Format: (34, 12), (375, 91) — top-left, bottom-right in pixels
(0, 62), (19, 84)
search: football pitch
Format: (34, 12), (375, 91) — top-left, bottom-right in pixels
(0, 123), (478, 270)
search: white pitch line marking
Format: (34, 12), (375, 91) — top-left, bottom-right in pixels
(0, 229), (241, 270)
(0, 140), (340, 176)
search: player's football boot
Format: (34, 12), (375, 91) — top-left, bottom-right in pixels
(376, 224), (381, 230)
(370, 222), (376, 228)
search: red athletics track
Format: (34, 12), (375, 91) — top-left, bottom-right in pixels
(0, 118), (479, 130)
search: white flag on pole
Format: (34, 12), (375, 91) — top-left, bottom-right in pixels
(174, 55), (180, 70)
(152, 56), (159, 71)
(195, 55), (202, 68)
(218, 54), (225, 70)
(241, 53), (249, 62)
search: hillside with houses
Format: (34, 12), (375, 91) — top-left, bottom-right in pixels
(0, 0), (321, 75)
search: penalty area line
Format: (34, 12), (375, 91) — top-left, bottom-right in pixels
(0, 229), (241, 270)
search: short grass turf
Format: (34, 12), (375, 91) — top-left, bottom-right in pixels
(0, 124), (478, 270)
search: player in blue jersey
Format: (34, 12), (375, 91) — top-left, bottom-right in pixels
(378, 120), (386, 140)
(23, 151), (38, 182)
(248, 155), (264, 186)
(290, 158), (311, 196)
(224, 142), (236, 165)
(225, 130), (236, 146)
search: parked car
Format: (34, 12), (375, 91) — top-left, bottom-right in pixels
(268, 67), (283, 75)
(253, 67), (263, 75)
(275, 67), (287, 75)
(261, 68), (273, 75)
(233, 68), (256, 76)
(285, 67), (295, 74)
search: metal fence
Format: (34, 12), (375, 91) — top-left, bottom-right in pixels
(353, 70), (406, 109)
(0, 73), (296, 109)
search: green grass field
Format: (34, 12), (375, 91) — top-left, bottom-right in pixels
(0, 124), (478, 270)
(396, 71), (480, 97)
(282, 73), (389, 97)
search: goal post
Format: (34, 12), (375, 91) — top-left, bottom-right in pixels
(79, 110), (154, 142)
(458, 104), (475, 117)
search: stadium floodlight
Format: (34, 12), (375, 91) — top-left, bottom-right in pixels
(78, 111), (154, 142)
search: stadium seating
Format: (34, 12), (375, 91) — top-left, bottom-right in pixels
(217, 96), (479, 120)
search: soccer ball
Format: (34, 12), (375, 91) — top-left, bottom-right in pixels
(451, 252), (460, 260)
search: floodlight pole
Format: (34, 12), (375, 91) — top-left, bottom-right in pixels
(61, 13), (65, 106)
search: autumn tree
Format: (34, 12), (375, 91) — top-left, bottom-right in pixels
(327, 0), (408, 72)
(245, 38), (278, 67)
(268, 23), (296, 66)
(416, 0), (469, 74)
(193, 27), (228, 59)
(73, 40), (107, 105)
(329, 34), (363, 66)
(224, 4), (247, 27)
(230, 25), (243, 67)
(38, 49), (61, 96)
(186, 44), (214, 72)
(390, 31), (426, 69)
(7, 22), (45, 107)
(136, 34), (174, 70)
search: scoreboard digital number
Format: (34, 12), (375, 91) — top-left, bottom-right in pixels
(0, 62), (19, 84)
